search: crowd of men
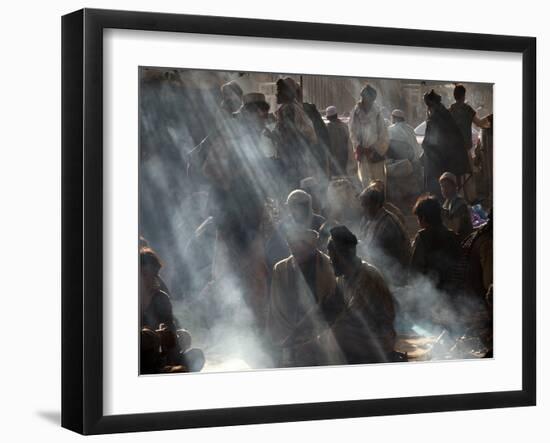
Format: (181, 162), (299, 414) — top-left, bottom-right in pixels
(140, 77), (494, 373)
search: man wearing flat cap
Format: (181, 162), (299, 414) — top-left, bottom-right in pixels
(349, 83), (390, 188)
(316, 225), (396, 364)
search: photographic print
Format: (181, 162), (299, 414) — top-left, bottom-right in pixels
(138, 67), (494, 375)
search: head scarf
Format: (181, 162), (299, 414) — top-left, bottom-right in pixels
(424, 89), (442, 104)
(360, 83), (377, 100)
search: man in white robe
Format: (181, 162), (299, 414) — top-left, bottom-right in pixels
(387, 109), (422, 160)
(349, 84), (389, 187)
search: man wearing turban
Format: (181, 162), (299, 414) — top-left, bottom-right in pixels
(349, 83), (390, 187)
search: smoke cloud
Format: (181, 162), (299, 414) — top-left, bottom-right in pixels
(139, 67), (491, 372)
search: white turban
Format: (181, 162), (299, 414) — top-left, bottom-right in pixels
(326, 106), (337, 117)
(391, 109), (405, 119)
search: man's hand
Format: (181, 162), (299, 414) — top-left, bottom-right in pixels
(365, 145), (385, 163)
(156, 324), (177, 351)
(354, 145), (364, 161)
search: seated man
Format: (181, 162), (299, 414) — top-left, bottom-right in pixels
(368, 179), (406, 227)
(266, 228), (337, 368)
(140, 247), (178, 332)
(285, 189), (326, 231)
(140, 327), (205, 374)
(439, 172), (473, 241)
(265, 189), (327, 271)
(358, 183), (411, 286)
(409, 194), (461, 292)
(140, 327), (163, 374)
(385, 109), (423, 200)
(387, 109), (422, 161)
(140, 248), (205, 373)
(321, 226), (397, 364)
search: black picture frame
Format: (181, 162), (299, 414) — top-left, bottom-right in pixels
(62, 8), (537, 435)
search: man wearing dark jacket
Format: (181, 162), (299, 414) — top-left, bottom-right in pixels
(422, 89), (471, 199)
(409, 194), (461, 292)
